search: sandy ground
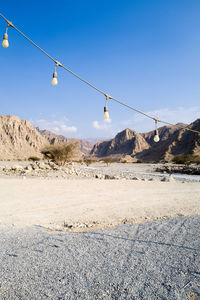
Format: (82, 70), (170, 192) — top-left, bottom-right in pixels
(0, 178), (199, 229)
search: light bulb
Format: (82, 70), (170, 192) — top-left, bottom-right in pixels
(51, 71), (58, 86)
(104, 106), (109, 119)
(2, 33), (9, 48)
(154, 132), (160, 142)
(51, 77), (58, 86)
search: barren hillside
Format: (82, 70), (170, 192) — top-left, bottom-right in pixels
(0, 116), (48, 160)
(137, 119), (200, 162)
(91, 128), (150, 157)
(91, 120), (200, 162)
(37, 128), (93, 155)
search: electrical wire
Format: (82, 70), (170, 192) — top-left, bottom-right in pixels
(0, 13), (200, 135)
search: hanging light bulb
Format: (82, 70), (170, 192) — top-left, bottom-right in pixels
(154, 130), (160, 142)
(51, 71), (58, 86)
(2, 24), (10, 48)
(2, 33), (9, 48)
(104, 105), (109, 120)
(51, 62), (62, 86)
(153, 119), (160, 142)
(104, 94), (111, 120)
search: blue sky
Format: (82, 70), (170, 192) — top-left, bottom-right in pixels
(1, 0), (200, 139)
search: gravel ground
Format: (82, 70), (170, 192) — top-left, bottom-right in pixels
(0, 161), (199, 182)
(0, 216), (199, 300)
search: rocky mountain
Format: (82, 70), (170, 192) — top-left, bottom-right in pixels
(0, 115), (48, 160)
(91, 120), (200, 162)
(37, 128), (93, 155)
(90, 128), (150, 157)
(0, 115), (92, 160)
(137, 119), (200, 162)
(1, 114), (199, 162)
(142, 123), (187, 146)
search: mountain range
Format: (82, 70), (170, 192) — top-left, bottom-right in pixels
(36, 128), (93, 155)
(90, 120), (200, 162)
(0, 115), (199, 161)
(0, 116), (92, 160)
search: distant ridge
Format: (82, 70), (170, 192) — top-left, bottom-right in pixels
(37, 128), (93, 155)
(137, 119), (200, 162)
(91, 121), (200, 162)
(91, 128), (150, 157)
(0, 115), (199, 162)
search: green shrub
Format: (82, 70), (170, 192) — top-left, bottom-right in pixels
(28, 156), (40, 161)
(84, 158), (93, 166)
(173, 154), (200, 165)
(41, 143), (77, 166)
(103, 157), (115, 166)
(121, 159), (127, 163)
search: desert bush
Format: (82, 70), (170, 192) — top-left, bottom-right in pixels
(173, 154), (200, 165)
(77, 159), (83, 164)
(28, 156), (40, 161)
(103, 157), (115, 166)
(121, 159), (127, 163)
(84, 158), (93, 166)
(41, 143), (77, 166)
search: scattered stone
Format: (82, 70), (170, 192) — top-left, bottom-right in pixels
(95, 174), (104, 179)
(25, 165), (33, 171)
(105, 174), (116, 180)
(156, 165), (200, 175)
(161, 175), (175, 182)
(132, 176), (140, 180)
(11, 165), (23, 171)
(78, 223), (88, 228)
(161, 177), (167, 182)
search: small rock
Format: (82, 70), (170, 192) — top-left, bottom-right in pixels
(78, 223), (87, 228)
(132, 176), (139, 180)
(105, 174), (116, 180)
(25, 165), (33, 171)
(95, 174), (104, 179)
(161, 175), (175, 182)
(11, 165), (23, 171)
(37, 162), (46, 169)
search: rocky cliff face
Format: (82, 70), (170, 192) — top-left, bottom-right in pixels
(37, 129), (93, 155)
(1, 115), (199, 162)
(0, 115), (48, 160)
(137, 120), (200, 162)
(91, 128), (150, 157)
(90, 120), (200, 162)
(142, 123), (186, 146)
(169, 119), (200, 157)
(0, 115), (93, 160)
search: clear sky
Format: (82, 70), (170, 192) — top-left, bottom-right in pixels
(1, 0), (200, 139)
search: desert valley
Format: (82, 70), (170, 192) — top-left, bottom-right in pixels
(1, 2), (200, 298)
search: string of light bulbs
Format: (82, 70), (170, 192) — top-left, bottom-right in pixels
(1, 13), (200, 141)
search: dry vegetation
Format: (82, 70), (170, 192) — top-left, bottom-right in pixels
(41, 143), (78, 165)
(28, 156), (40, 161)
(173, 154), (200, 165)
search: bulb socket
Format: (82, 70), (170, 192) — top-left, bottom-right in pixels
(104, 106), (108, 112)
(3, 33), (8, 40)
(53, 71), (57, 78)
(154, 129), (158, 136)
